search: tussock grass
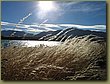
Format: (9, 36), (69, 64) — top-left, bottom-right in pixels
(1, 35), (106, 80)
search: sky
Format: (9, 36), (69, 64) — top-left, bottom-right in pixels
(1, 1), (106, 33)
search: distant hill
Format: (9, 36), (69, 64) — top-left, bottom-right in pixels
(1, 30), (33, 37)
(1, 27), (106, 41)
(34, 27), (106, 41)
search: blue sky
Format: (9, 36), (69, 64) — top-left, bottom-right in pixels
(2, 1), (106, 25)
(1, 1), (106, 33)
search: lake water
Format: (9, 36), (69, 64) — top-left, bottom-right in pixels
(1, 40), (61, 48)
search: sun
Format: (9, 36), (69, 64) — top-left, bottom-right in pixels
(38, 1), (55, 12)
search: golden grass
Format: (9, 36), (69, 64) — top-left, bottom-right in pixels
(1, 35), (106, 80)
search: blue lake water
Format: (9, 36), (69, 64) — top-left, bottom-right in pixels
(1, 40), (61, 48)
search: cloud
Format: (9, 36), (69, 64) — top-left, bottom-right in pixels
(1, 21), (30, 28)
(1, 21), (16, 26)
(42, 24), (60, 28)
(1, 27), (23, 31)
(36, 1), (106, 22)
(26, 28), (47, 33)
(59, 1), (106, 13)
(54, 1), (106, 19)
(1, 21), (56, 33)
(1, 21), (106, 33)
(58, 24), (106, 32)
(59, 24), (106, 29)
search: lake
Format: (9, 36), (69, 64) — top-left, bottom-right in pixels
(1, 40), (61, 48)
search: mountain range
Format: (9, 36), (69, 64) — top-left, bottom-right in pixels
(1, 27), (106, 41)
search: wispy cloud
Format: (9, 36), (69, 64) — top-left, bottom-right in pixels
(2, 28), (23, 31)
(1, 22), (16, 26)
(1, 21), (30, 28)
(1, 21), (56, 33)
(59, 24), (106, 29)
(37, 1), (106, 22)
(58, 1), (106, 12)
(34, 1), (106, 23)
(1, 21), (106, 33)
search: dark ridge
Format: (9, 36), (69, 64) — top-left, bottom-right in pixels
(1, 27), (106, 41)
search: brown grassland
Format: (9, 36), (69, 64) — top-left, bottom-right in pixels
(1, 35), (107, 80)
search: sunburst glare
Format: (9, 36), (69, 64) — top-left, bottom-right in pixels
(37, 1), (57, 19)
(38, 1), (55, 12)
